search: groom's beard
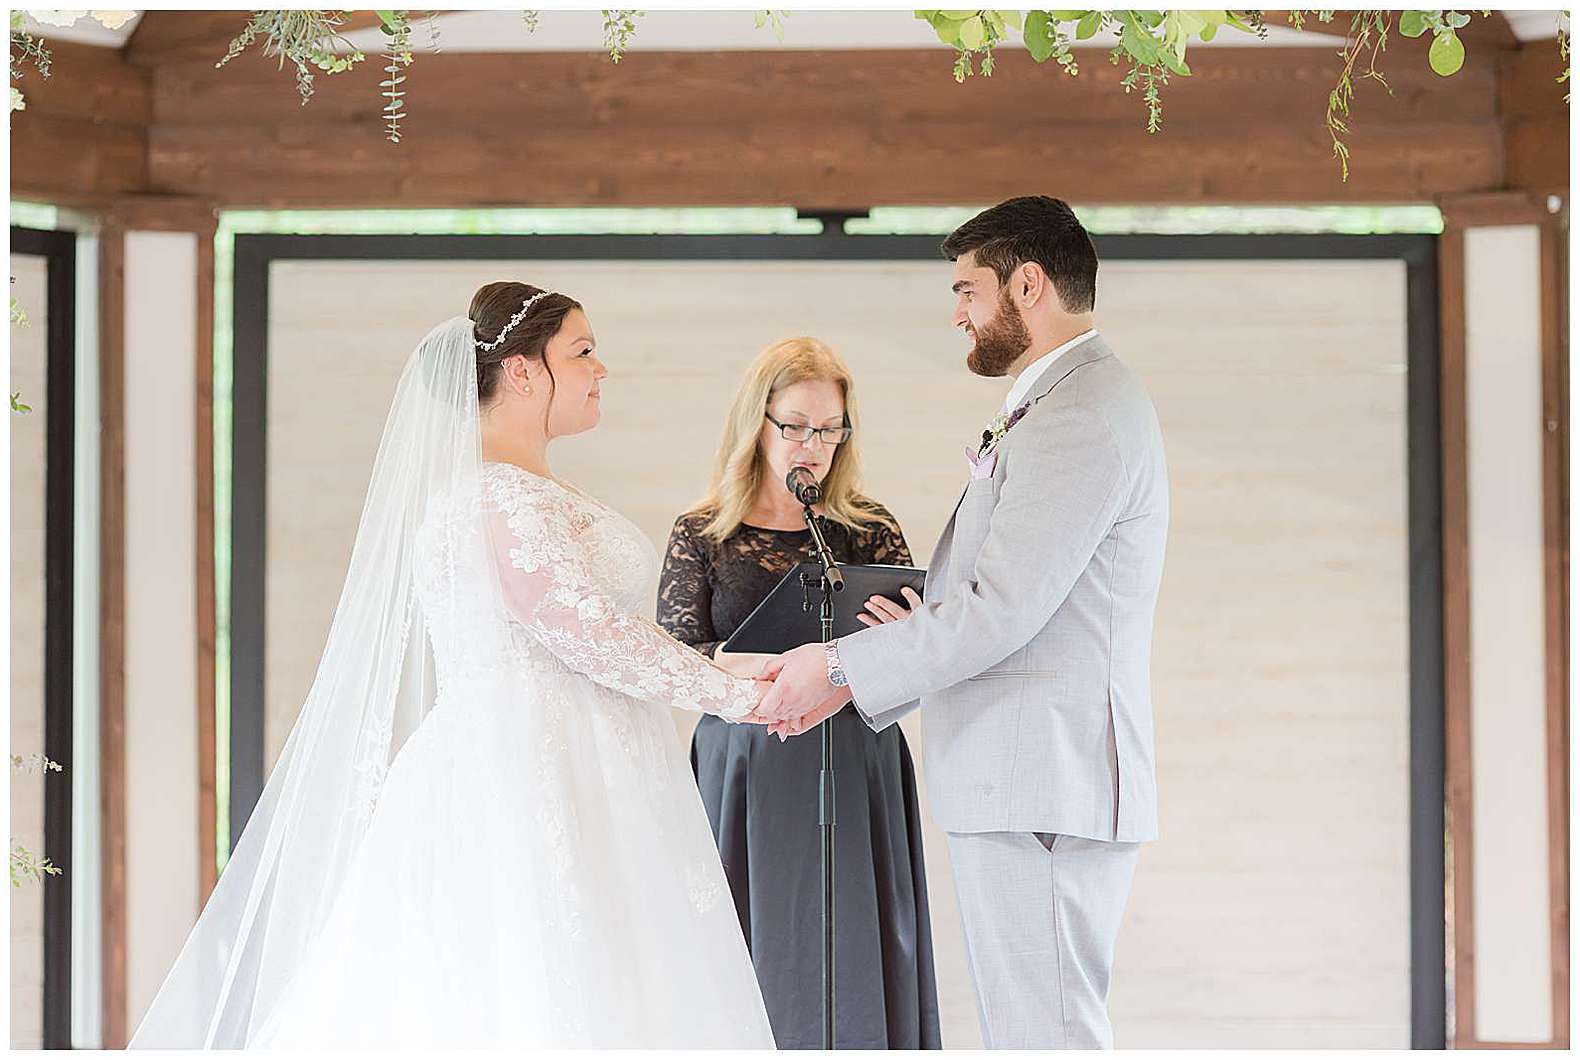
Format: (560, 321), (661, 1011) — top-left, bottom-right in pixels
(965, 288), (1033, 378)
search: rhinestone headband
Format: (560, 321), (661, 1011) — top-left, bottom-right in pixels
(477, 291), (554, 352)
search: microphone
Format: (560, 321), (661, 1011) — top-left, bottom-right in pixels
(785, 467), (843, 591)
(785, 466), (823, 507)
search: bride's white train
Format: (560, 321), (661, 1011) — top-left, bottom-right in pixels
(131, 302), (775, 1048)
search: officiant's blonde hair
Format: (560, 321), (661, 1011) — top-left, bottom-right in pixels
(690, 337), (891, 543)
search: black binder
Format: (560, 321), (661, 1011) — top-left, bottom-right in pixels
(719, 562), (927, 654)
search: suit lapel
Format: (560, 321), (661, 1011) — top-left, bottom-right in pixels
(926, 484), (968, 587)
(924, 336), (1114, 598)
(1026, 334), (1112, 409)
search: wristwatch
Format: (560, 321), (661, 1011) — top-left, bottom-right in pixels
(824, 641), (849, 688)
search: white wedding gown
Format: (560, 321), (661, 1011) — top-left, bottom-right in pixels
(251, 462), (775, 1048)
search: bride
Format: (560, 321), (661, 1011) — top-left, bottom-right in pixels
(130, 282), (778, 1048)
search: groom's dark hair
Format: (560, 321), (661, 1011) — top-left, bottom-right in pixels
(941, 196), (1097, 313)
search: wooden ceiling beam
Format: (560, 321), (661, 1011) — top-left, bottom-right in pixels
(1455, 10), (1520, 51)
(14, 37), (1555, 209)
(124, 10), (248, 68)
(149, 43), (1503, 129)
(10, 40), (150, 204)
(142, 45), (1505, 208)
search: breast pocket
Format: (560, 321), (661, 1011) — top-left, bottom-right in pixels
(963, 476), (997, 502)
(967, 669), (1059, 681)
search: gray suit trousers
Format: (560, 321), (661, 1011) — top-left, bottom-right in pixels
(946, 831), (1139, 1049)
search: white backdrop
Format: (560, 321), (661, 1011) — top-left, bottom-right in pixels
(9, 254), (50, 1050)
(252, 251), (1414, 1048)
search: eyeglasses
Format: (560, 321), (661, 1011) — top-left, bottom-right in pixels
(765, 413), (852, 446)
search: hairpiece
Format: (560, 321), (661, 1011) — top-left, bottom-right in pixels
(478, 291), (554, 352)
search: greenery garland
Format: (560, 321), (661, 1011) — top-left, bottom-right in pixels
(7, 9), (1574, 167)
(9, 11), (53, 113)
(9, 754), (62, 889)
(216, 9), (364, 106)
(379, 10), (413, 143)
(917, 9), (1569, 178)
(602, 9), (641, 65)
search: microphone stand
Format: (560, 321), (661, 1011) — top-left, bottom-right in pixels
(797, 496), (842, 1050)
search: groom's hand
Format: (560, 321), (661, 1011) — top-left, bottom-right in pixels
(856, 585), (922, 627)
(757, 642), (849, 724)
(767, 697), (846, 741)
(734, 678), (778, 725)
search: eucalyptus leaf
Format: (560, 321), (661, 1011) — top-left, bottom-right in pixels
(1024, 10), (1056, 60)
(1000, 9), (1022, 31)
(930, 17), (962, 44)
(1398, 11), (1428, 38)
(959, 14), (986, 49)
(1121, 19), (1161, 65)
(1429, 30), (1465, 75)
(1165, 15), (1189, 63)
(929, 12), (962, 36)
(1173, 10), (1208, 37)
(1076, 10), (1101, 39)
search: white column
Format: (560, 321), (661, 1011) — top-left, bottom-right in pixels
(121, 231), (200, 1030)
(69, 223), (104, 1050)
(1462, 223), (1553, 1044)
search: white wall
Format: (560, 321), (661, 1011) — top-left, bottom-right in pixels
(1462, 224), (1553, 1044)
(255, 253), (1417, 1048)
(121, 231), (200, 1031)
(9, 253), (51, 1050)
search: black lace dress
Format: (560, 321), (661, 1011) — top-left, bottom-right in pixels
(657, 505), (942, 1050)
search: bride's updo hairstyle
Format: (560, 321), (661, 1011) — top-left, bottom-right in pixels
(468, 281), (584, 409)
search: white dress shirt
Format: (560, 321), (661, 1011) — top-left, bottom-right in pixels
(1003, 328), (1099, 412)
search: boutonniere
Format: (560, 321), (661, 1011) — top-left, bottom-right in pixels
(978, 400), (1032, 458)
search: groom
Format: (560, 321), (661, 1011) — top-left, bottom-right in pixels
(758, 196), (1169, 1049)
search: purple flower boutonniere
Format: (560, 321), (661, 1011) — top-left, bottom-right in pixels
(978, 400), (1032, 458)
(965, 400), (1032, 480)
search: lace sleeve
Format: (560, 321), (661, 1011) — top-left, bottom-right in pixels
(859, 503), (915, 567)
(484, 475), (760, 721)
(656, 515), (722, 659)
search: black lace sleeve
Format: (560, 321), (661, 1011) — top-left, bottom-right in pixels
(856, 501), (915, 567)
(656, 513), (722, 659)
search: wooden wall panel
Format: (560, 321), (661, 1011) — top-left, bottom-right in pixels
(97, 221), (128, 1051)
(195, 228), (217, 904)
(1500, 42), (1569, 197)
(1537, 213), (1569, 1050)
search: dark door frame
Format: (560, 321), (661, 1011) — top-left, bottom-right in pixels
(228, 228), (1444, 1048)
(11, 224), (77, 1050)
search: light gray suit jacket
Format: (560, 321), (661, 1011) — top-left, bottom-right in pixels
(838, 334), (1168, 843)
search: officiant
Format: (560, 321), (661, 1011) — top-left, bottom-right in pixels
(657, 337), (941, 1050)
